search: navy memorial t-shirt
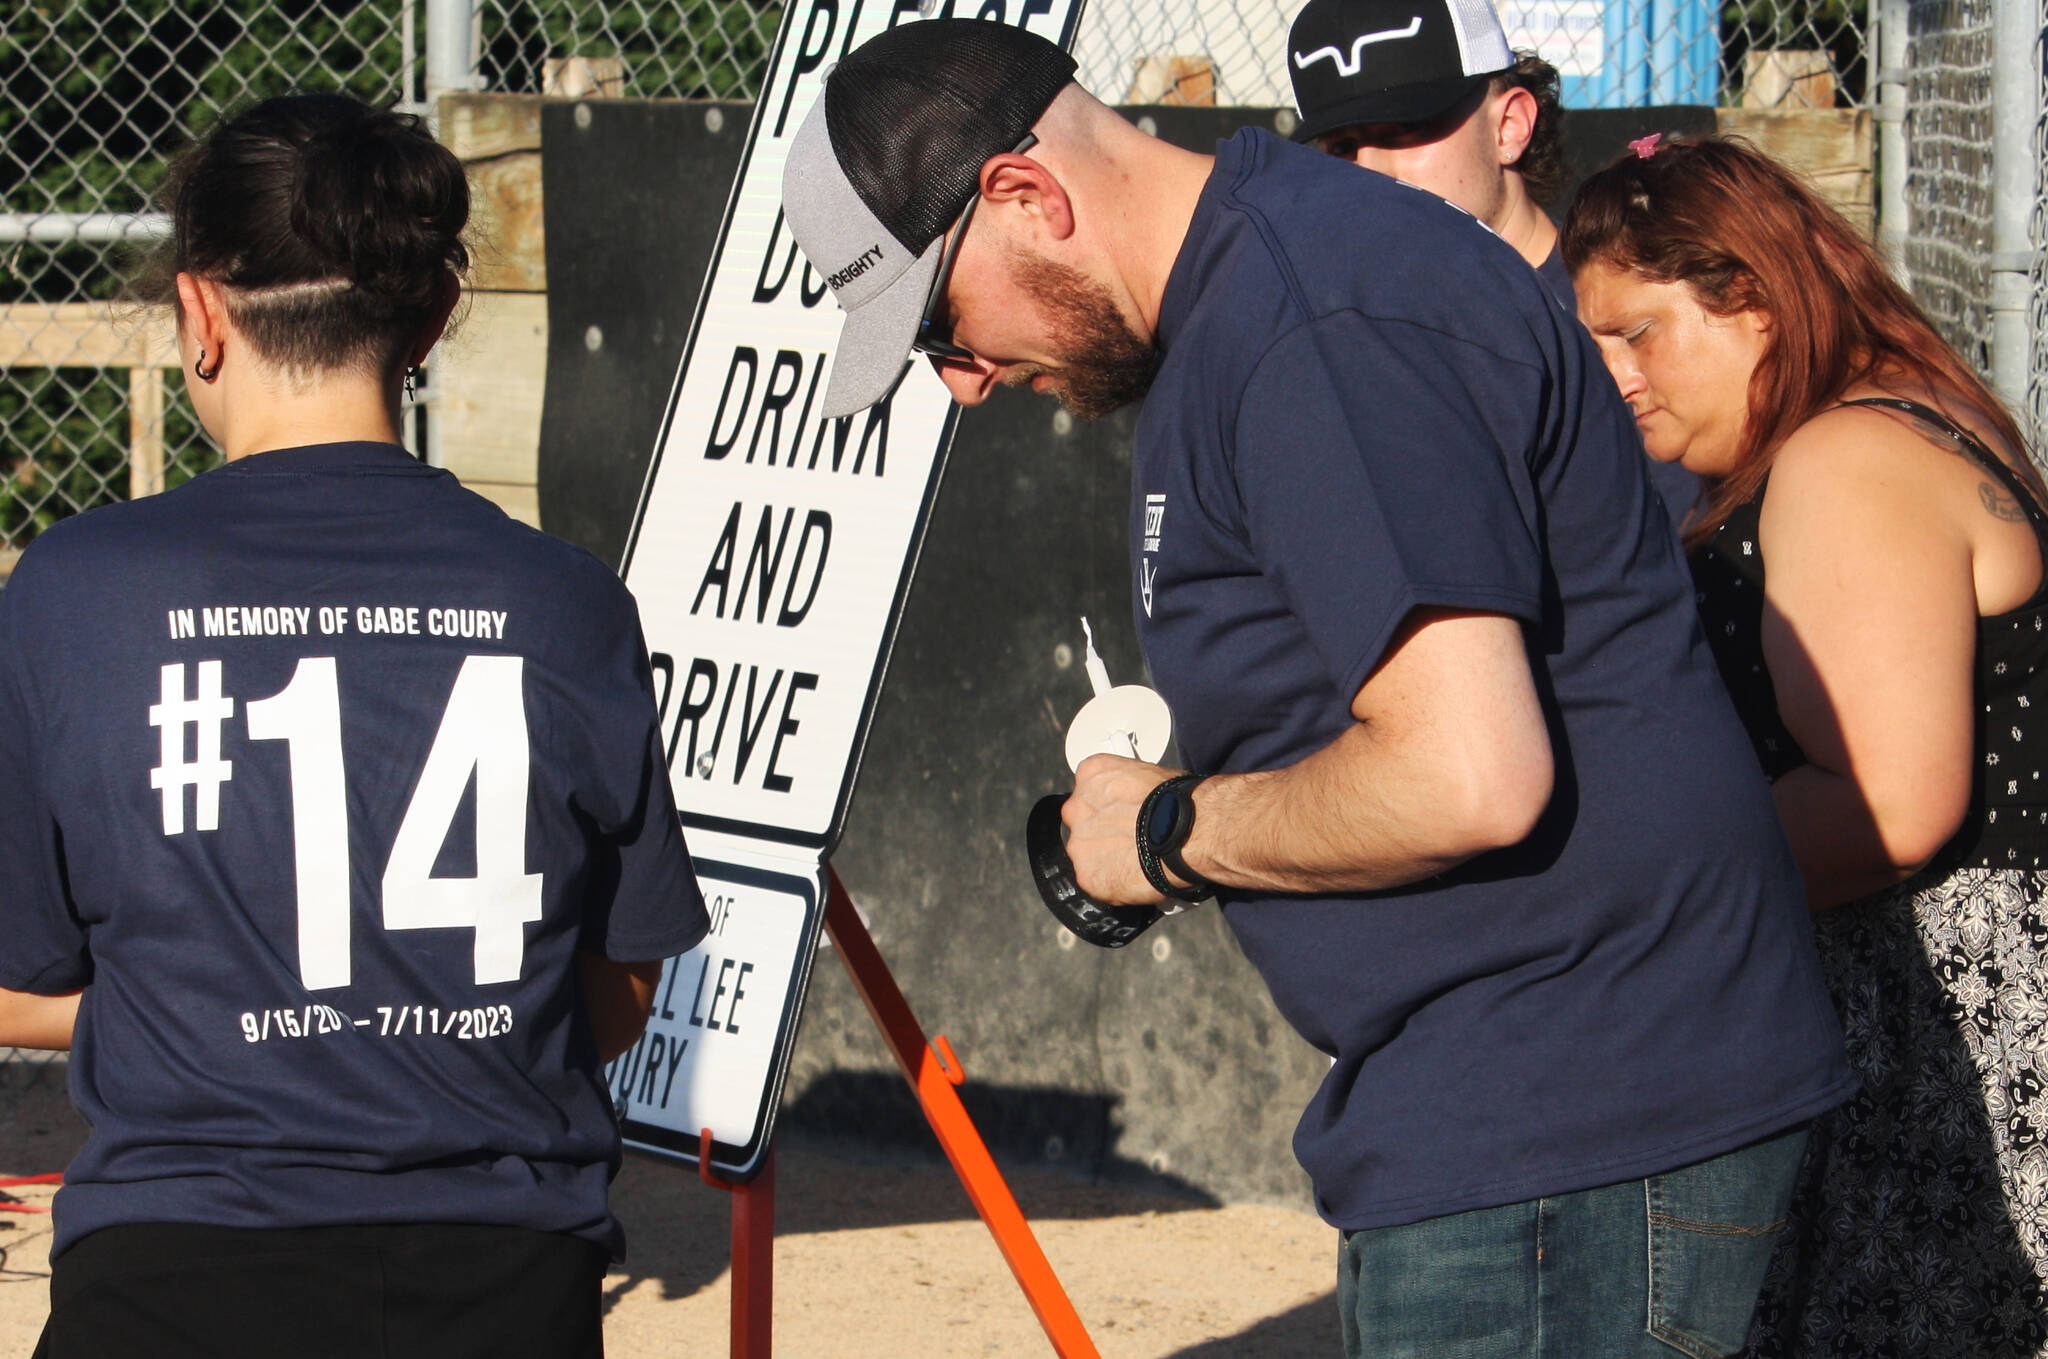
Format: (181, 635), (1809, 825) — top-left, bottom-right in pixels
(1131, 131), (1854, 1230)
(0, 442), (707, 1259)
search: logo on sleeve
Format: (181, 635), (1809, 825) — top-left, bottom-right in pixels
(1139, 493), (1166, 617)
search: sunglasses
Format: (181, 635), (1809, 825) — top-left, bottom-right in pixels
(911, 133), (1038, 364)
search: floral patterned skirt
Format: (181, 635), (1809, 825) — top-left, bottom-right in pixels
(1744, 869), (2048, 1358)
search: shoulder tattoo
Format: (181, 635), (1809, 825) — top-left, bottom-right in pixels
(1980, 480), (2030, 522)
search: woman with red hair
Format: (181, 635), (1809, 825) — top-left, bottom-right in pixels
(1565, 136), (2048, 1356)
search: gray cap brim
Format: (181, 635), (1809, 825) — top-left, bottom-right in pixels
(819, 243), (940, 418)
(783, 97), (948, 419)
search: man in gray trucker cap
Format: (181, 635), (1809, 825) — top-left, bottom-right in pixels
(781, 19), (1851, 1355)
(781, 19), (1076, 418)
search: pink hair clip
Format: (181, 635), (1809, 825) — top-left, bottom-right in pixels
(1629, 133), (1662, 160)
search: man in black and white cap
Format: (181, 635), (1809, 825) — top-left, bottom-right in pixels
(1286, 0), (1701, 522)
(783, 19), (1851, 1352)
(1287, 0), (1567, 293)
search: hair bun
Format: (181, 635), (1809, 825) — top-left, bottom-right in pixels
(292, 109), (469, 308)
(141, 93), (473, 375)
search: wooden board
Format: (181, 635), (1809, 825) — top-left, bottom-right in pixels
(1740, 50), (1839, 111)
(439, 93), (544, 162)
(0, 303), (177, 369)
(429, 290), (547, 489)
(542, 57), (625, 99)
(468, 152), (547, 293)
(442, 95), (549, 294)
(1717, 108), (1874, 241)
(1126, 56), (1216, 106)
(459, 480), (541, 528)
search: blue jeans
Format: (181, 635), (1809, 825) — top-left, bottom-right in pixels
(1337, 1124), (1808, 1359)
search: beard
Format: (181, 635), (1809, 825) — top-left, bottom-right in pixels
(1001, 250), (1160, 419)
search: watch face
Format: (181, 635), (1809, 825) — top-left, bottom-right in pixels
(1147, 789), (1182, 846)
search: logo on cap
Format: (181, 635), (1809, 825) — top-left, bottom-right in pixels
(1293, 15), (1424, 77)
(825, 244), (887, 292)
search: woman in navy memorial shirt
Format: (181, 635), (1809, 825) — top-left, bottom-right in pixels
(0, 94), (707, 1359)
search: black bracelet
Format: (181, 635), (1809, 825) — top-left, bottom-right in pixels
(1136, 774), (1216, 904)
(1160, 833), (1212, 900)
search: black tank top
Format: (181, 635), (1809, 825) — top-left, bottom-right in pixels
(1690, 397), (2048, 870)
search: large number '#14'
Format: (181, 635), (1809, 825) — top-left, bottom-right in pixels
(150, 655), (544, 991)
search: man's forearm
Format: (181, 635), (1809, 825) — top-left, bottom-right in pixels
(1184, 718), (1550, 894)
(1065, 612), (1554, 904)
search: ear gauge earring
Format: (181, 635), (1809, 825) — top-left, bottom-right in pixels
(192, 348), (222, 382)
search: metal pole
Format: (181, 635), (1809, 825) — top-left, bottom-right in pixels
(728, 1149), (774, 1359)
(0, 213), (168, 245)
(1874, 0), (1909, 283)
(419, 0), (473, 465)
(2034, 3), (2048, 457)
(424, 0), (477, 110)
(400, 0), (422, 115)
(1989, 0), (2037, 417)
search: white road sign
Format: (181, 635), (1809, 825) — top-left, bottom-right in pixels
(611, 0), (1087, 1178)
(621, 0), (1086, 854)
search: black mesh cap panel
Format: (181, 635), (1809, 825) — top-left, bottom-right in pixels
(824, 19), (1076, 252)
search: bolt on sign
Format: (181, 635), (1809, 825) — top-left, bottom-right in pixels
(611, 0), (1087, 1179)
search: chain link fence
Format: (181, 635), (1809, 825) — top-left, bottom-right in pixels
(2, 1), (420, 572)
(1069, 2), (1870, 112)
(1899, 0), (2048, 459)
(2, 1), (1883, 583)
(1900, 1), (1994, 379)
(476, 0), (777, 99)
(2030, 0), (2048, 457)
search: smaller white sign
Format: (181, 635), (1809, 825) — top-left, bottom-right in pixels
(609, 856), (822, 1179)
(1499, 1), (1606, 77)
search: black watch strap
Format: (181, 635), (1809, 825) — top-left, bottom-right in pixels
(1136, 773), (1216, 903)
(1160, 835), (1208, 897)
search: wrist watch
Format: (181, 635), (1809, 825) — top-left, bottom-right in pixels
(1136, 773), (1217, 903)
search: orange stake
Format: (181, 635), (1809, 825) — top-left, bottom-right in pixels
(729, 1149), (774, 1359)
(699, 1129), (774, 1359)
(825, 867), (1101, 1359)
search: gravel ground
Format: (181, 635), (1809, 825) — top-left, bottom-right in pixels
(0, 1073), (1340, 1358)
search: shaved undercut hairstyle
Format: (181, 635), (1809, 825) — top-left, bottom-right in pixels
(139, 93), (470, 377)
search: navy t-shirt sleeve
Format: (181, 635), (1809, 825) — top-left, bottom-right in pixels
(1231, 311), (1546, 698)
(0, 573), (91, 993)
(557, 577), (707, 964)
(579, 722), (706, 965)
